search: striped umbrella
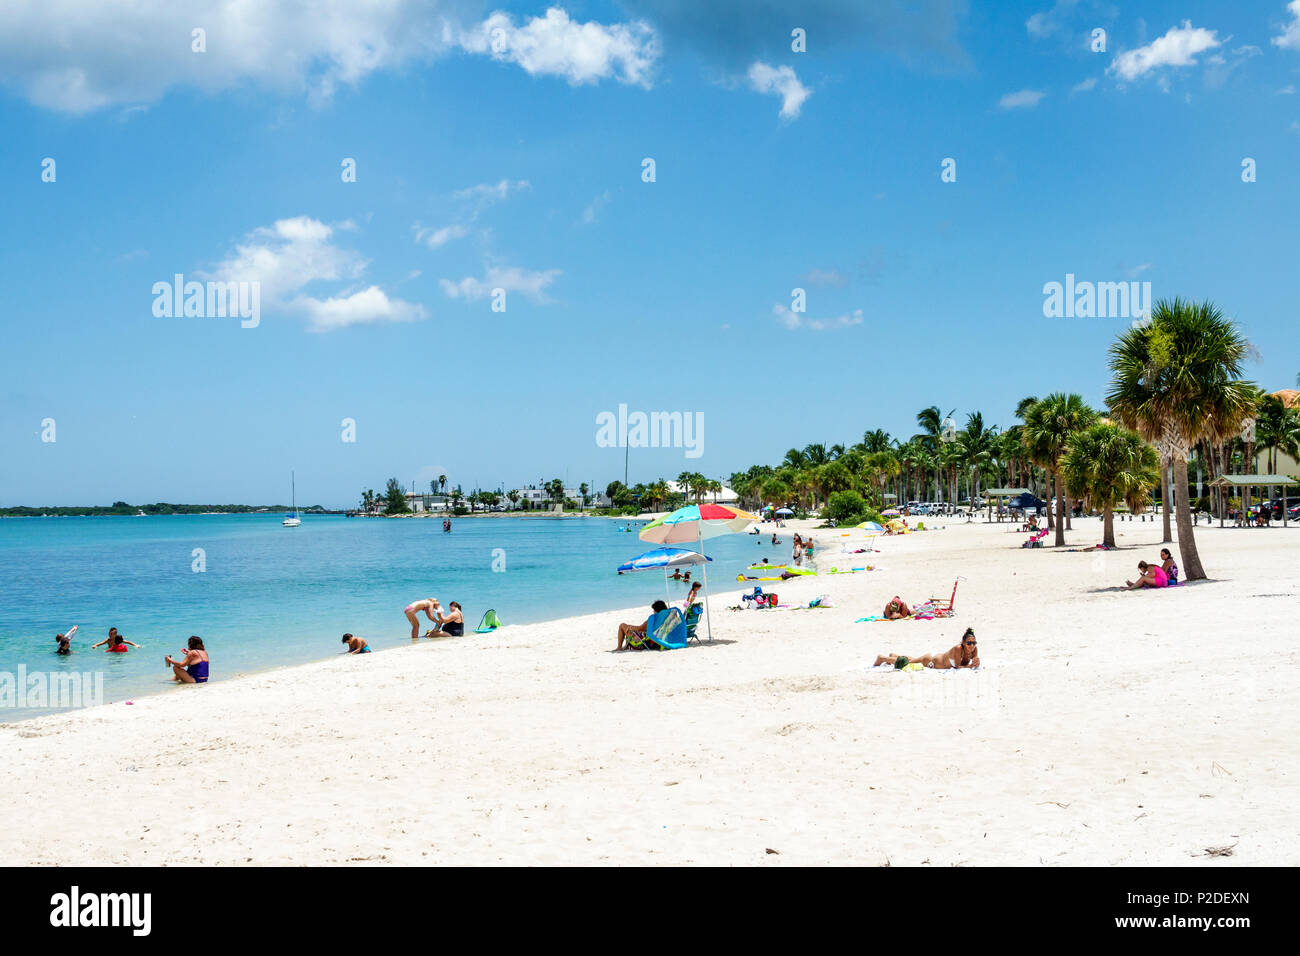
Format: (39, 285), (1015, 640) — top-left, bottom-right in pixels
(617, 547), (712, 603)
(639, 504), (757, 641)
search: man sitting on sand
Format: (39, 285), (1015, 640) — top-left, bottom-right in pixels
(884, 596), (912, 620)
(1125, 560), (1168, 590)
(616, 600), (669, 650)
(875, 628), (980, 670)
(341, 633), (371, 654)
(425, 601), (465, 637)
(404, 597), (441, 639)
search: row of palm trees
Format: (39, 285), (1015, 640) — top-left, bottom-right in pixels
(728, 299), (1298, 582)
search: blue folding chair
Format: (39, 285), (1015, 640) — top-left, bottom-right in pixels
(644, 607), (688, 650)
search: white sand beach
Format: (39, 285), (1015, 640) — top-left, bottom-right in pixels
(3, 518), (1297, 866)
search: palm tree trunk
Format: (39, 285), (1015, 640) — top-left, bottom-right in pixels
(1160, 459), (1173, 543)
(1045, 470), (1055, 531)
(1102, 506), (1116, 548)
(1173, 456), (1205, 580)
(1053, 472), (1065, 547)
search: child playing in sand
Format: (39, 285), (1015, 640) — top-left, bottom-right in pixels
(341, 633), (371, 654)
(875, 628), (980, 670)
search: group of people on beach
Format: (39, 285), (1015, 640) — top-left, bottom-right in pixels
(53, 626), (209, 683)
(403, 597), (465, 639)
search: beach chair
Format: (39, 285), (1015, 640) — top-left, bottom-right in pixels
(1022, 528), (1049, 548)
(642, 607), (688, 650)
(926, 579), (959, 618)
(684, 603), (703, 644)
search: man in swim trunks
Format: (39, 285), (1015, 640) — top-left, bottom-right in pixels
(875, 628), (980, 670)
(425, 601), (465, 637)
(341, 633), (371, 654)
(165, 636), (209, 683)
(405, 597), (441, 639)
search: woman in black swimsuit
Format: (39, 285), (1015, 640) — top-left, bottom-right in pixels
(425, 601), (465, 637)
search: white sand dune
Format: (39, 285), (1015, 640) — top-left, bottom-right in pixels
(3, 517), (1296, 866)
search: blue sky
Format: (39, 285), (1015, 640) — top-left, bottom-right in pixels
(2, 0), (1298, 507)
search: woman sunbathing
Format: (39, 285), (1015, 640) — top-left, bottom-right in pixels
(883, 596), (911, 620)
(875, 628), (980, 670)
(1125, 560), (1168, 590)
(616, 600), (669, 650)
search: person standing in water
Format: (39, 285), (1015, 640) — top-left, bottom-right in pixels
(166, 636), (209, 683)
(404, 597), (441, 639)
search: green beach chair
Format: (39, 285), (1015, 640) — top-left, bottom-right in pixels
(684, 603), (703, 644)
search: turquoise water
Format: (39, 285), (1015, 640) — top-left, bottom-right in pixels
(0, 514), (768, 721)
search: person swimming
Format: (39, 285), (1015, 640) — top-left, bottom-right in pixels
(341, 633), (371, 654)
(875, 628), (980, 670)
(165, 636), (209, 684)
(92, 628), (139, 652)
(54, 627), (75, 655)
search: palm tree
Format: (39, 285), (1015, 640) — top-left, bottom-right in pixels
(859, 429), (893, 453)
(1061, 424), (1160, 548)
(915, 405), (956, 451)
(1256, 395), (1300, 475)
(782, 448), (809, 470)
(865, 451), (900, 507)
(760, 476), (791, 510)
(1106, 298), (1257, 580)
(1022, 393), (1097, 546)
(803, 443), (830, 466)
(955, 412), (999, 512)
(438, 474), (447, 494)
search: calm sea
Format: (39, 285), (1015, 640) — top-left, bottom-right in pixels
(0, 514), (770, 721)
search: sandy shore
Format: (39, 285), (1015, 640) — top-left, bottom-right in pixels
(4, 516), (1297, 866)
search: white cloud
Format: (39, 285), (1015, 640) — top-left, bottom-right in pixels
(414, 223), (469, 248)
(1108, 21), (1221, 81)
(998, 88), (1046, 109)
(452, 8), (659, 87)
(1026, 0), (1079, 39)
(1278, 84), (1297, 94)
(1274, 1), (1300, 51)
(771, 304), (863, 331)
(1071, 77), (1098, 94)
(439, 265), (561, 303)
(0, 2), (660, 113)
(205, 216), (426, 331)
(293, 287), (426, 332)
(1125, 263), (1153, 278)
(747, 62), (811, 119)
(582, 191), (611, 224)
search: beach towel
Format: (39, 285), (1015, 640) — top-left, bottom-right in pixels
(644, 607), (688, 650)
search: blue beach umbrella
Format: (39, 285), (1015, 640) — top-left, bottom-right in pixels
(618, 547), (712, 604)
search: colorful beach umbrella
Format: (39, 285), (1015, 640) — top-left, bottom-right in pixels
(855, 520), (885, 532)
(775, 507), (794, 516)
(882, 508), (901, 517)
(617, 547), (712, 573)
(639, 504), (757, 642)
(618, 547), (712, 603)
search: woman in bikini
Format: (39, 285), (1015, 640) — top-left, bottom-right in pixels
(404, 597), (441, 639)
(1125, 560), (1168, 590)
(884, 596), (912, 620)
(166, 636), (209, 684)
(875, 628), (980, 670)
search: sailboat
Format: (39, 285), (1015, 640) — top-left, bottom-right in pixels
(282, 471), (301, 527)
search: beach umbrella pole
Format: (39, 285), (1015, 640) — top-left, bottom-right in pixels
(698, 526), (714, 642)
